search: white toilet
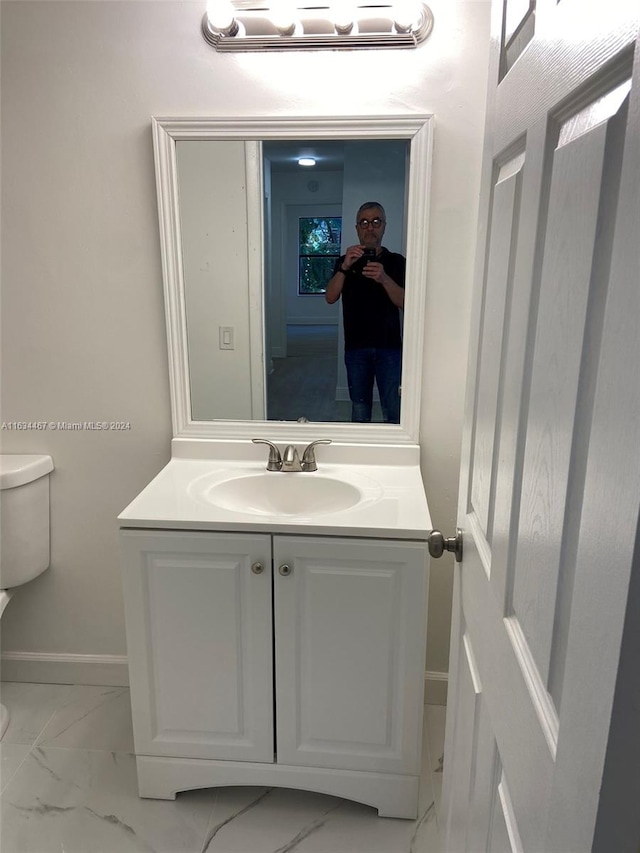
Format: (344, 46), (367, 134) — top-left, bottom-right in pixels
(0, 454), (54, 738)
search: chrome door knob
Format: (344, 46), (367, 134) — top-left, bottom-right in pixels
(427, 528), (463, 562)
(278, 564), (292, 576)
(251, 562), (264, 574)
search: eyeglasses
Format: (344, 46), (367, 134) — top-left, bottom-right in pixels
(357, 217), (385, 228)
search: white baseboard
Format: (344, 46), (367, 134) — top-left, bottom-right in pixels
(424, 670), (448, 706)
(1, 652), (446, 705)
(1, 651), (129, 687)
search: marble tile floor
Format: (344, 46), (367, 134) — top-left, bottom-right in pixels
(0, 682), (446, 853)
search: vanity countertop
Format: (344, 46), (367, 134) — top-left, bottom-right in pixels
(118, 457), (431, 540)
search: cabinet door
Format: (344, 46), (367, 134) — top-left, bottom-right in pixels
(120, 530), (273, 762)
(273, 536), (428, 774)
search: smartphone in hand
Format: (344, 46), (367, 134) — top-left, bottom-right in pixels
(354, 247), (377, 272)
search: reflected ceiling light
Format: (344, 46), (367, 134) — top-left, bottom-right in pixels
(298, 157), (316, 166)
(201, 1), (434, 51)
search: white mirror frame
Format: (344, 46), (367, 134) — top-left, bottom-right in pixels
(152, 115), (433, 446)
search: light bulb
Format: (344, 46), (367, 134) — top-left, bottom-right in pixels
(298, 158), (316, 167)
(206, 0), (239, 36)
(270, 0), (297, 35)
(392, 0), (422, 33)
(332, 2), (354, 34)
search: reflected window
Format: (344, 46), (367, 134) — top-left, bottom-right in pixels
(298, 216), (342, 295)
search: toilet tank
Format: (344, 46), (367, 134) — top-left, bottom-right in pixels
(0, 455), (54, 589)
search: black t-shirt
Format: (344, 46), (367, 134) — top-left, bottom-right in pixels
(333, 248), (405, 350)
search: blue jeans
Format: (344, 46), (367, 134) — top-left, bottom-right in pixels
(345, 347), (402, 423)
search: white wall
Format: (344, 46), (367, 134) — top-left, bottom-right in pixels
(0, 0), (490, 693)
(340, 140), (408, 255)
(177, 140), (254, 421)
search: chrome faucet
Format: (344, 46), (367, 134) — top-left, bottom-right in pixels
(282, 445), (302, 472)
(252, 438), (331, 472)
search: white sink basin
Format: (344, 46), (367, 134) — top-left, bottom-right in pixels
(198, 473), (364, 517)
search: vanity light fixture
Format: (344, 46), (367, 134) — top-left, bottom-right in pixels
(202, 1), (433, 52)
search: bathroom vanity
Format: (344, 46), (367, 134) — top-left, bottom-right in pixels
(118, 447), (431, 818)
(120, 113), (437, 818)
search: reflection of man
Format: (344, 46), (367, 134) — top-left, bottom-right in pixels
(325, 202), (405, 423)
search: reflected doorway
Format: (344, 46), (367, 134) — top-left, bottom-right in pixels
(263, 138), (409, 423)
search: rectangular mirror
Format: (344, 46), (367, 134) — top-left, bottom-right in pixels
(152, 116), (432, 446)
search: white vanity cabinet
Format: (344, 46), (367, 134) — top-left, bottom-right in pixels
(120, 528), (429, 818)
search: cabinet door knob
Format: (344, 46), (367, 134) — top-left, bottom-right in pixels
(251, 562), (264, 574)
(279, 564), (292, 576)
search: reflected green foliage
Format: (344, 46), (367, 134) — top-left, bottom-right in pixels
(299, 217), (342, 294)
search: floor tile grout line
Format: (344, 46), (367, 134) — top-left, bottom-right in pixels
(26, 744), (137, 755)
(32, 684), (128, 748)
(198, 789), (220, 853)
(0, 706), (59, 752)
(32, 707), (65, 749)
(0, 744), (32, 796)
(0, 746), (139, 810)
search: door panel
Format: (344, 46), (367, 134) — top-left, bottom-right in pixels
(466, 702), (499, 852)
(490, 771), (524, 853)
(512, 91), (630, 696)
(443, 2), (640, 849)
(470, 151), (525, 544)
(121, 530), (273, 762)
(444, 626), (484, 853)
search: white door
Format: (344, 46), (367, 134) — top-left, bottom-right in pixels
(273, 536), (428, 775)
(120, 530), (273, 762)
(443, 2), (640, 851)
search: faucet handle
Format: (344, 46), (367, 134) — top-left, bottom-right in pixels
(301, 439), (332, 472)
(252, 439), (282, 471)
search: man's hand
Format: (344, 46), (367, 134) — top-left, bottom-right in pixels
(342, 245), (366, 270)
(363, 262), (405, 309)
(325, 245), (367, 304)
(361, 261), (386, 283)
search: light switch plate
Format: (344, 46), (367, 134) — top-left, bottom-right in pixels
(219, 326), (235, 350)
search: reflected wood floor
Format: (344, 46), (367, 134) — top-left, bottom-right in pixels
(267, 325), (383, 423)
(267, 325), (345, 422)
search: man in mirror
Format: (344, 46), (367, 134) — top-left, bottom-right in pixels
(325, 202), (405, 423)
